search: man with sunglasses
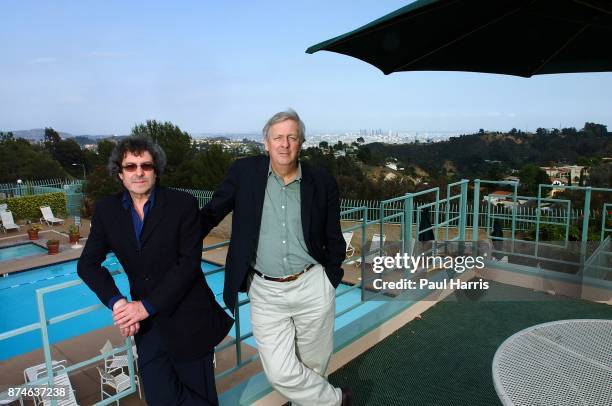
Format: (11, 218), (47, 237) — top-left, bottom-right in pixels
(78, 136), (232, 405)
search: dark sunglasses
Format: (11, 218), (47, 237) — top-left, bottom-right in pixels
(121, 162), (155, 172)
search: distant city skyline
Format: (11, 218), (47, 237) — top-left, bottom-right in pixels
(2, 1), (611, 136)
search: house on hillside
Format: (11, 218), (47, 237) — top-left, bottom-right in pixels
(541, 165), (588, 185)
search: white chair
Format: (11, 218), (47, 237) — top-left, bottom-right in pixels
(0, 203), (7, 212)
(23, 360), (66, 384)
(0, 211), (20, 233)
(343, 231), (356, 257)
(41, 372), (79, 406)
(39, 206), (64, 225)
(0, 387), (24, 405)
(100, 340), (138, 374)
(365, 233), (386, 264)
(96, 367), (141, 405)
(100, 340), (128, 374)
(23, 360), (78, 406)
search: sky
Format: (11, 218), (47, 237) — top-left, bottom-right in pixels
(1, 0), (611, 136)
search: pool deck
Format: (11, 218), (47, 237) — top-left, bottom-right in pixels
(328, 281), (612, 406)
(0, 219), (87, 275)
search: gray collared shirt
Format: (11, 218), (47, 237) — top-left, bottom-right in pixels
(253, 163), (317, 277)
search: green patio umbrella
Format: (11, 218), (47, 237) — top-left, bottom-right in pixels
(306, 0), (612, 77)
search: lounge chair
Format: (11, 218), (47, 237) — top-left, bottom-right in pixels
(24, 360), (67, 384)
(343, 231), (356, 258)
(23, 360), (78, 406)
(39, 206), (64, 225)
(96, 366), (142, 404)
(41, 371), (79, 406)
(0, 210), (20, 233)
(0, 387), (24, 404)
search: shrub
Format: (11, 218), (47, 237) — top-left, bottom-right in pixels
(2, 192), (67, 221)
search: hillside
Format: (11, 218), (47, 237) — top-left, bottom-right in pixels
(365, 128), (611, 178)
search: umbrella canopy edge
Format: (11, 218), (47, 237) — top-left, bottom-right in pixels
(305, 0), (442, 54)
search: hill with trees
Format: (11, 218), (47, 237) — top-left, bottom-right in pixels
(1, 121), (609, 205)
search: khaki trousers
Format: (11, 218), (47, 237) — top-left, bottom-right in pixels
(249, 265), (342, 406)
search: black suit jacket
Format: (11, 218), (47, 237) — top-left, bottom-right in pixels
(201, 155), (346, 313)
(77, 186), (233, 361)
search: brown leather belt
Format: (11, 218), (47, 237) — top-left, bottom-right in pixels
(252, 264), (316, 282)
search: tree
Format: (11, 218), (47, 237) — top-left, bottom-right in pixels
(96, 139), (116, 163)
(588, 163), (611, 188)
(356, 145), (373, 164)
(85, 165), (122, 205)
(170, 145), (233, 190)
(54, 138), (85, 177)
(44, 127), (61, 145)
(83, 149), (103, 175)
(486, 163), (505, 181)
(0, 131), (14, 141)
(43, 127), (86, 177)
(518, 164), (549, 195)
(561, 127), (578, 136)
(131, 120), (194, 184)
(318, 141), (329, 150)
(0, 136), (67, 182)
(582, 122), (608, 137)
(356, 137), (365, 144)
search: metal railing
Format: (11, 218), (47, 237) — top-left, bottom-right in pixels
(0, 279), (138, 406)
(171, 187), (214, 208)
(0, 179), (84, 216)
(3, 179), (598, 231)
(341, 199), (595, 231)
(209, 206), (378, 377)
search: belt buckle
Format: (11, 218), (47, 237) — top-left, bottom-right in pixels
(281, 270), (304, 282)
(282, 274), (299, 282)
(257, 264), (314, 282)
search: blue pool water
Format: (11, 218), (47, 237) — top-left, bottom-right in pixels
(0, 256), (383, 360)
(0, 243), (47, 262)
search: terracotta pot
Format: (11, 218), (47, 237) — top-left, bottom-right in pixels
(47, 242), (60, 255)
(69, 233), (80, 244)
(28, 230), (39, 240)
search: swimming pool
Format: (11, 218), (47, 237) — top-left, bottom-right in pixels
(0, 256), (383, 360)
(0, 243), (47, 262)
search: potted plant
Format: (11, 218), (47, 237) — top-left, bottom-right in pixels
(68, 224), (80, 244)
(28, 224), (43, 240)
(46, 239), (60, 255)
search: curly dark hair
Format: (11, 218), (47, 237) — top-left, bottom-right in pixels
(107, 136), (167, 180)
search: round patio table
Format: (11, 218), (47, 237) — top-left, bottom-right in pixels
(492, 319), (612, 406)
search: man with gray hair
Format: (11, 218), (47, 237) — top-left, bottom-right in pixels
(78, 135), (232, 405)
(201, 110), (351, 405)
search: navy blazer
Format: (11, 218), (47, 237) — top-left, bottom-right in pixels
(201, 155), (346, 313)
(77, 186), (233, 361)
